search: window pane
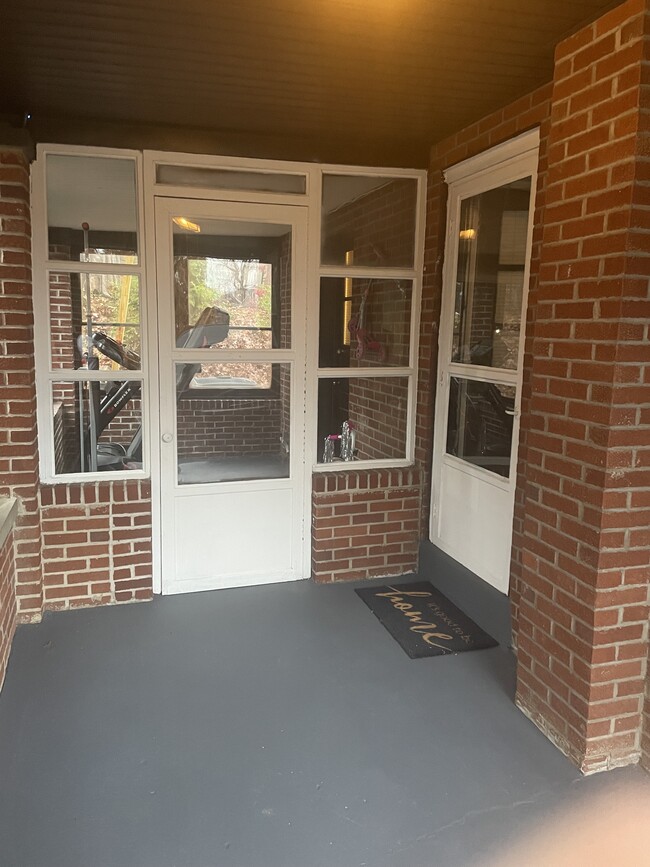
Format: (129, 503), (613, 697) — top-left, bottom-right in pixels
(446, 377), (515, 478)
(176, 363), (290, 485)
(46, 155), (138, 263)
(319, 277), (412, 368)
(172, 218), (291, 349)
(451, 178), (531, 370)
(49, 271), (141, 371)
(52, 380), (143, 474)
(321, 175), (417, 268)
(317, 376), (408, 463)
(156, 164), (306, 194)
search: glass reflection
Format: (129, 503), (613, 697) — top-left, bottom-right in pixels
(317, 377), (408, 463)
(446, 377), (515, 478)
(452, 177), (531, 370)
(321, 175), (417, 268)
(319, 277), (412, 368)
(46, 155), (138, 262)
(52, 379), (143, 475)
(172, 218), (291, 350)
(49, 271), (140, 371)
(176, 363), (290, 485)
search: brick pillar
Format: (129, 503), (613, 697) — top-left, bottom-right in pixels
(0, 145), (44, 622)
(515, 0), (650, 773)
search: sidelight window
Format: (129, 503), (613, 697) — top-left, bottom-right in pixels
(34, 149), (146, 479)
(316, 172), (423, 467)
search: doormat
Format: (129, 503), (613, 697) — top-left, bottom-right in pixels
(355, 581), (498, 659)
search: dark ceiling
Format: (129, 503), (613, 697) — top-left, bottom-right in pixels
(1, 0), (622, 166)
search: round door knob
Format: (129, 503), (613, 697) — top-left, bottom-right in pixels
(162, 433), (173, 443)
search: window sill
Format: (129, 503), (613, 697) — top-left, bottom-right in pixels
(0, 497), (19, 550)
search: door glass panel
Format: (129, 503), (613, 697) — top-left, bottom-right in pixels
(319, 277), (412, 368)
(321, 175), (417, 268)
(46, 155), (138, 263)
(172, 218), (291, 350)
(49, 271), (141, 370)
(446, 377), (515, 478)
(317, 376), (409, 463)
(451, 177), (531, 370)
(175, 362), (290, 485)
(52, 379), (143, 474)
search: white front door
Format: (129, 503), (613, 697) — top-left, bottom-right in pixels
(155, 197), (309, 594)
(430, 134), (538, 593)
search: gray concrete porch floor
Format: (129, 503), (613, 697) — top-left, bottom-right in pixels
(0, 546), (647, 867)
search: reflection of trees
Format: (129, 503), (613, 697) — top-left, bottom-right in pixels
(84, 274), (140, 367)
(186, 258), (274, 387)
(187, 258), (272, 329)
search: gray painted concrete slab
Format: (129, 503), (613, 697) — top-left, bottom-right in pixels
(0, 561), (647, 867)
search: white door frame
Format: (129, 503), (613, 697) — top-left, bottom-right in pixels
(430, 129), (540, 592)
(154, 196), (310, 594)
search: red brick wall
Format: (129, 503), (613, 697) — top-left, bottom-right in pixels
(39, 481), (152, 609)
(0, 528), (17, 690)
(311, 468), (421, 583)
(515, 0), (650, 773)
(0, 149), (44, 621)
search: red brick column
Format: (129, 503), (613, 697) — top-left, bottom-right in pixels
(0, 147), (44, 622)
(515, 0), (650, 773)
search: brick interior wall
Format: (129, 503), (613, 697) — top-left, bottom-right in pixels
(0, 149), (44, 621)
(347, 377), (409, 460)
(39, 481), (152, 609)
(176, 398), (282, 457)
(0, 529), (17, 690)
(312, 468), (421, 583)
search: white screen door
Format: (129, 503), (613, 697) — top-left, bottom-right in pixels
(430, 136), (538, 593)
(155, 197), (308, 594)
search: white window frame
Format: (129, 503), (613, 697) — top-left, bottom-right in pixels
(33, 146), (425, 485)
(32, 144), (149, 484)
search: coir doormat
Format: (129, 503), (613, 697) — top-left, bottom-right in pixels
(355, 581), (498, 659)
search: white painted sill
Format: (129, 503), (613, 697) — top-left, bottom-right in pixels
(0, 497), (18, 550)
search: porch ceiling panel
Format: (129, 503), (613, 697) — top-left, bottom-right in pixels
(1, 0), (622, 165)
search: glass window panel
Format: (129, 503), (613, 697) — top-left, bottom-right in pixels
(49, 272), (141, 370)
(156, 164), (306, 194)
(317, 376), (408, 463)
(321, 175), (417, 268)
(319, 277), (412, 368)
(451, 177), (531, 370)
(52, 380), (143, 475)
(172, 218), (291, 349)
(46, 155), (138, 263)
(446, 377), (515, 478)
(175, 363), (290, 485)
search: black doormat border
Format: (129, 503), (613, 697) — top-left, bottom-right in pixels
(355, 581), (498, 659)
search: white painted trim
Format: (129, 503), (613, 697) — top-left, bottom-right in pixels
(444, 128), (540, 186)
